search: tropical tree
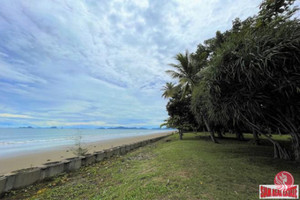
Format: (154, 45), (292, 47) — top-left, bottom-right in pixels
(190, 31), (230, 143)
(191, 67), (220, 143)
(162, 51), (202, 139)
(161, 91), (199, 140)
(257, 0), (297, 25)
(161, 82), (178, 99)
(162, 0), (300, 160)
(166, 51), (200, 97)
(208, 3), (300, 159)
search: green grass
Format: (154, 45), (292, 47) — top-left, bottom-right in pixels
(3, 132), (300, 200)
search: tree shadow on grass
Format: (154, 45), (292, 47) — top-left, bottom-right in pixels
(183, 133), (291, 147)
(212, 139), (298, 170)
(183, 135), (212, 141)
(222, 145), (300, 171)
(178, 133), (299, 170)
(181, 134), (252, 143)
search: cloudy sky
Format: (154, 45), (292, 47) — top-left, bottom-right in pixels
(0, 0), (276, 128)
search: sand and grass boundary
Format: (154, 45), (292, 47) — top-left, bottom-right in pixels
(0, 133), (172, 196)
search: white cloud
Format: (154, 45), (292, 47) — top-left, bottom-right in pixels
(0, 113), (33, 119)
(0, 0), (268, 127)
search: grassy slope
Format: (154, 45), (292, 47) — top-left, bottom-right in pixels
(3, 132), (300, 200)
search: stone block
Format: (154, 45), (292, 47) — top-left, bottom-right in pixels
(131, 143), (137, 149)
(42, 161), (65, 178)
(65, 157), (81, 171)
(137, 141), (143, 147)
(4, 173), (16, 192)
(111, 147), (120, 156)
(0, 176), (6, 195)
(82, 154), (96, 166)
(125, 145), (131, 152)
(95, 151), (105, 162)
(105, 149), (114, 159)
(13, 168), (41, 189)
(120, 145), (126, 155)
(142, 141), (147, 146)
(129, 144), (135, 151)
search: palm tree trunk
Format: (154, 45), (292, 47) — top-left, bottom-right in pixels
(210, 132), (217, 143)
(179, 130), (183, 140)
(235, 130), (245, 141)
(253, 130), (260, 145)
(262, 133), (290, 160)
(291, 133), (300, 161)
(203, 118), (211, 132)
(217, 131), (223, 138)
(203, 118), (217, 143)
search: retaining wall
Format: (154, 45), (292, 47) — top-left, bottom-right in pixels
(0, 134), (170, 196)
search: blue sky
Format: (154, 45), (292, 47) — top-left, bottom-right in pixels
(0, 0), (285, 128)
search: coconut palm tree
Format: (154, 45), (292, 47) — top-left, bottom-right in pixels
(166, 51), (200, 97)
(161, 82), (178, 99)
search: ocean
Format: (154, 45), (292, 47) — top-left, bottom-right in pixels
(0, 128), (171, 158)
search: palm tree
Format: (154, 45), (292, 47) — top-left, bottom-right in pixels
(161, 82), (178, 99)
(166, 51), (199, 97)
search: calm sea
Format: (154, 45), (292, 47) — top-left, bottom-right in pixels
(0, 128), (171, 158)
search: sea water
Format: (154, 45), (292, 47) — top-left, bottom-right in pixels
(0, 128), (171, 158)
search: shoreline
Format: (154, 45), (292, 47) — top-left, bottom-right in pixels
(0, 131), (172, 175)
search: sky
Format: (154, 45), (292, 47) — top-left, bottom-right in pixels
(0, 0), (281, 128)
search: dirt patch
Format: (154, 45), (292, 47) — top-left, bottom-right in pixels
(176, 170), (191, 179)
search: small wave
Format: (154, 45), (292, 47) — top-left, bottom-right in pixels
(0, 136), (78, 145)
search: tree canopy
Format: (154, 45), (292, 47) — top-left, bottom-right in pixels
(162, 0), (300, 160)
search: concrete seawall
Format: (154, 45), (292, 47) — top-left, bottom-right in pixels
(0, 134), (170, 196)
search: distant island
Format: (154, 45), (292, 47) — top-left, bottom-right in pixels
(97, 127), (172, 130)
(110, 126), (147, 129)
(99, 126), (150, 130)
(18, 126), (33, 129)
(15, 126), (171, 130)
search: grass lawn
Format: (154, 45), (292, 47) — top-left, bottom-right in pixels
(3, 132), (300, 200)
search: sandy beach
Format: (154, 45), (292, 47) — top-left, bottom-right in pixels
(0, 131), (172, 175)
